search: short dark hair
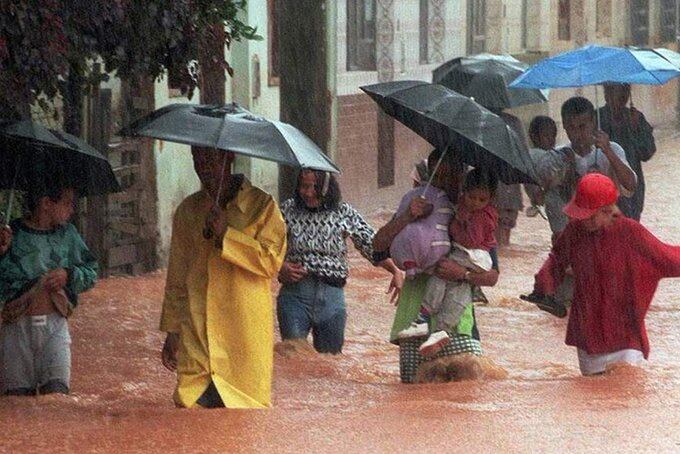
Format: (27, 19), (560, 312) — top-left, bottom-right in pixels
(25, 186), (70, 213)
(462, 167), (498, 195)
(294, 169), (342, 210)
(561, 96), (594, 123)
(528, 115), (557, 139)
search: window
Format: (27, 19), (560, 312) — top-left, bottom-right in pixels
(377, 111), (394, 188)
(467, 0), (486, 54)
(268, 0), (280, 85)
(558, 0), (571, 41)
(660, 0), (677, 43)
(630, 0), (649, 46)
(596, 0), (611, 37)
(347, 0), (376, 71)
(419, 0), (429, 64)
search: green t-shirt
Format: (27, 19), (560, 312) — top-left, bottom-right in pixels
(0, 220), (98, 310)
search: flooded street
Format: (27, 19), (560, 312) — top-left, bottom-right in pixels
(2, 136), (679, 453)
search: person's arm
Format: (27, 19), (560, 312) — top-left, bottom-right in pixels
(377, 258), (404, 305)
(533, 225), (572, 296)
(372, 197), (433, 252)
(433, 247), (500, 287)
(629, 109), (656, 162)
(160, 209), (190, 372)
(629, 221), (680, 277)
(160, 210), (190, 335)
(219, 197), (287, 279)
(594, 132), (637, 194)
(345, 204), (380, 263)
(535, 149), (571, 189)
(63, 226), (99, 298)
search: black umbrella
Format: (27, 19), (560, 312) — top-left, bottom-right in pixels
(0, 120), (121, 223)
(361, 80), (537, 184)
(433, 53), (548, 110)
(120, 103), (339, 173)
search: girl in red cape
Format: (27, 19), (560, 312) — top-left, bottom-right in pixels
(525, 173), (680, 375)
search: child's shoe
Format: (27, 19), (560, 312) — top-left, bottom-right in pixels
(396, 322), (429, 339)
(418, 330), (450, 357)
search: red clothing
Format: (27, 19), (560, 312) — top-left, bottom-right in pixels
(449, 204), (498, 251)
(535, 217), (680, 358)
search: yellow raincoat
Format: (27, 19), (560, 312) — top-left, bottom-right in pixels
(160, 178), (286, 408)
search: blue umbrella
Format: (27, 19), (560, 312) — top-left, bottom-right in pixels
(509, 44), (680, 89)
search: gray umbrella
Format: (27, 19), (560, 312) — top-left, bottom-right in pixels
(120, 103), (339, 173)
(361, 80), (537, 184)
(433, 53), (548, 110)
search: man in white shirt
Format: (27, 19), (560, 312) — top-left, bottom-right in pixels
(536, 96), (637, 234)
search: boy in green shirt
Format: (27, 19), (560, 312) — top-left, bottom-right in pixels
(0, 185), (98, 395)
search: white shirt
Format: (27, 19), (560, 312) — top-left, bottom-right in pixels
(571, 141), (636, 197)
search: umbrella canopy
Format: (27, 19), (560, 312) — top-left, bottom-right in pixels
(361, 80), (537, 184)
(120, 103), (340, 173)
(509, 44), (680, 89)
(0, 120), (121, 196)
(433, 53), (548, 110)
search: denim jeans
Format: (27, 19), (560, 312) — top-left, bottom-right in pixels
(276, 277), (346, 353)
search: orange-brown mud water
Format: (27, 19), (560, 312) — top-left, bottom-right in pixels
(2, 138), (679, 453)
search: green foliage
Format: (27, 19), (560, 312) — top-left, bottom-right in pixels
(0, 0), (260, 117)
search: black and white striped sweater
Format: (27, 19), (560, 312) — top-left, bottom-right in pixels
(280, 199), (376, 284)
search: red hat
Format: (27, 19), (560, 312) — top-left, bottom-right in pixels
(563, 173), (619, 220)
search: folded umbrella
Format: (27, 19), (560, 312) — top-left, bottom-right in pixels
(361, 80), (537, 184)
(120, 103), (340, 173)
(433, 53), (548, 110)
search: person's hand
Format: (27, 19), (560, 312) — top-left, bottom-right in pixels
(43, 268), (68, 292)
(278, 261), (308, 284)
(406, 196), (433, 222)
(204, 206), (228, 244)
(0, 225), (12, 256)
(593, 130), (612, 153)
(386, 269), (404, 306)
(161, 332), (180, 372)
(434, 257), (467, 281)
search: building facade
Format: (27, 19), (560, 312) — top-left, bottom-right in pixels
(75, 0), (680, 272)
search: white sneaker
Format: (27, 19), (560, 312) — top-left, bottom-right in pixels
(418, 330), (450, 357)
(396, 322), (429, 339)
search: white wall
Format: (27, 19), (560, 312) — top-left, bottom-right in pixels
(230, 1), (281, 199)
(153, 79), (202, 263)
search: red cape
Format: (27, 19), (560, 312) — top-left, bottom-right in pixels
(535, 217), (680, 358)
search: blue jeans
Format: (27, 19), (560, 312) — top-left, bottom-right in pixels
(277, 277), (346, 354)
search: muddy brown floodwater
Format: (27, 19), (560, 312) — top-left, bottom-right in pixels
(2, 136), (679, 453)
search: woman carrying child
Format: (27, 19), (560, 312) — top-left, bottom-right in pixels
(373, 149), (500, 383)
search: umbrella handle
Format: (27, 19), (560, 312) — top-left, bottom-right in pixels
(421, 147), (449, 200)
(214, 151), (230, 208)
(4, 153), (22, 226)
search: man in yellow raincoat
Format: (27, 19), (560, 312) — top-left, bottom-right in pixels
(160, 147), (287, 408)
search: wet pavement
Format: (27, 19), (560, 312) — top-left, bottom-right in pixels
(1, 136), (679, 453)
